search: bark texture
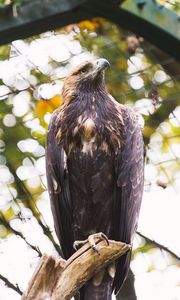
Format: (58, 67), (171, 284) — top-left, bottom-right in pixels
(22, 238), (130, 300)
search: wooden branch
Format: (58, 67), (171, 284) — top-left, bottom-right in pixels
(137, 231), (180, 260)
(0, 273), (23, 296)
(22, 238), (131, 300)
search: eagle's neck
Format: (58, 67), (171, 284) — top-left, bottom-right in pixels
(56, 90), (124, 155)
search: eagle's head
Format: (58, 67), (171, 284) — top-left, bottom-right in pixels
(62, 58), (110, 106)
(56, 58), (124, 153)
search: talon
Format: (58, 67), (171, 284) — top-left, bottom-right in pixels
(101, 232), (109, 246)
(92, 244), (100, 255)
(73, 242), (78, 251)
(73, 239), (88, 250)
(73, 232), (109, 255)
(88, 232), (109, 255)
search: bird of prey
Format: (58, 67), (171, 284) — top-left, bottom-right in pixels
(46, 58), (144, 299)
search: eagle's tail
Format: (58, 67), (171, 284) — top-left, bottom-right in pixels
(80, 270), (113, 300)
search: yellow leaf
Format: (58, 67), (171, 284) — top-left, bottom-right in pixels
(35, 95), (62, 118)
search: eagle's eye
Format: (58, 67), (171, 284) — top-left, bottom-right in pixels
(80, 67), (88, 74)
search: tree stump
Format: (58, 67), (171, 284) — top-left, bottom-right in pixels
(22, 237), (131, 300)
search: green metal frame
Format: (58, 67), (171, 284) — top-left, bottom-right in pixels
(0, 0), (179, 60)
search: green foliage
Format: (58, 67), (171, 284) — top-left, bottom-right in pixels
(0, 45), (10, 60)
(0, 0), (22, 6)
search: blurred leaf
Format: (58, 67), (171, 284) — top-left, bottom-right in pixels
(34, 95), (62, 121)
(2, 207), (14, 221)
(0, 44), (10, 59)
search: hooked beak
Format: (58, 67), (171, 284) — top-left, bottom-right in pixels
(94, 58), (110, 73)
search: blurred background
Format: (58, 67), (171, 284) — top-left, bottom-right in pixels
(0, 5), (180, 300)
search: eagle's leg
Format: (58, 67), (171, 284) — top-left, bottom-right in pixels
(73, 232), (109, 254)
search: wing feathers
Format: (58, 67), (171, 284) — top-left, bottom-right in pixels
(46, 110), (73, 259)
(113, 107), (144, 293)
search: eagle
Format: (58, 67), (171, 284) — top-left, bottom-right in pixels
(46, 58), (144, 299)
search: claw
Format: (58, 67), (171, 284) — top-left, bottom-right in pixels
(88, 232), (109, 255)
(101, 232), (109, 246)
(92, 244), (100, 255)
(73, 241), (78, 251)
(73, 239), (87, 251)
(73, 232), (109, 255)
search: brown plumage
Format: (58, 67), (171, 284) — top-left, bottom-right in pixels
(46, 59), (144, 299)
